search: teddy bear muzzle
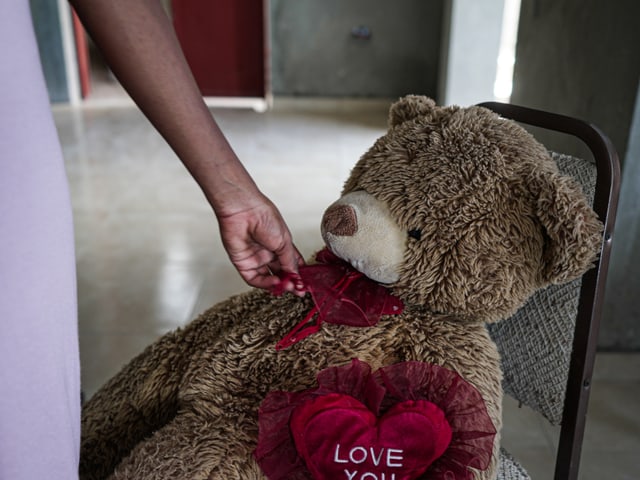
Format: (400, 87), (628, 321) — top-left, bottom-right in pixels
(320, 191), (406, 284)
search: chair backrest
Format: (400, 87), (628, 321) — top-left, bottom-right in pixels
(477, 102), (621, 480)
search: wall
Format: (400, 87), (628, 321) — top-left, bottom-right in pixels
(440, 0), (505, 106)
(511, 0), (640, 349)
(270, 0), (445, 98)
(511, 0), (640, 163)
(602, 85), (640, 350)
(35, 0), (445, 101)
(30, 0), (69, 103)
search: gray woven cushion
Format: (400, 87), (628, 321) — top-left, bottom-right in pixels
(497, 448), (531, 480)
(488, 152), (597, 424)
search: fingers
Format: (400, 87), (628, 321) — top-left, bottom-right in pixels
(240, 269), (280, 290)
(216, 198), (306, 295)
(241, 243), (306, 295)
(237, 256), (306, 296)
(271, 237), (307, 292)
(272, 239), (305, 273)
(224, 236), (305, 294)
(261, 250), (306, 295)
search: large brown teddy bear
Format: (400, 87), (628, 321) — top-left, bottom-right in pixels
(80, 96), (602, 480)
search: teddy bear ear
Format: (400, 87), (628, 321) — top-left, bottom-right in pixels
(388, 95), (437, 127)
(534, 170), (603, 285)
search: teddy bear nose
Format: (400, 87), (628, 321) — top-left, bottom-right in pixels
(322, 204), (358, 236)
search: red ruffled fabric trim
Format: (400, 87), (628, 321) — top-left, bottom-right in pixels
(255, 360), (496, 480)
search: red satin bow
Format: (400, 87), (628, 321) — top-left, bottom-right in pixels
(272, 249), (404, 350)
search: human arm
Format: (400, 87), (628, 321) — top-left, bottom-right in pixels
(69, 0), (304, 291)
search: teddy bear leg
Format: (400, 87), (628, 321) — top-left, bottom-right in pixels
(105, 411), (263, 480)
(80, 332), (189, 480)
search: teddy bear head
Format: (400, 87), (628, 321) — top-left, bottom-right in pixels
(321, 96), (603, 323)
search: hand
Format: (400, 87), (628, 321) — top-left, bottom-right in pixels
(217, 196), (305, 294)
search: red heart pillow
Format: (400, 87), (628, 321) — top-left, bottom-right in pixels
(290, 393), (452, 480)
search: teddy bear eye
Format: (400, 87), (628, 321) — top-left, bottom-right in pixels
(408, 229), (422, 241)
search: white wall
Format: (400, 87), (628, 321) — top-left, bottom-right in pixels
(440, 0), (520, 107)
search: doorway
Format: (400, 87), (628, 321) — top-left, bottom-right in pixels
(72, 1), (269, 108)
(172, 0), (268, 99)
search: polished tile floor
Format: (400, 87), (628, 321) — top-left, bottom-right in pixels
(53, 99), (639, 479)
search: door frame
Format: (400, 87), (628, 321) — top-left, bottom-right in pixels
(57, 0), (271, 111)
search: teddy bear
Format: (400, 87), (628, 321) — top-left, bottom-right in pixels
(79, 95), (602, 480)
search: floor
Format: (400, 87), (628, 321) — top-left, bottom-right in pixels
(53, 97), (639, 479)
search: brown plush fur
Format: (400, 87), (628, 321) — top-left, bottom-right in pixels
(80, 97), (602, 480)
(344, 96), (602, 321)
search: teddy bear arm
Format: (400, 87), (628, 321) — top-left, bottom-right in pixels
(80, 330), (193, 480)
(449, 341), (503, 480)
(80, 290), (288, 480)
(451, 341), (503, 480)
(105, 410), (265, 480)
(391, 318), (503, 480)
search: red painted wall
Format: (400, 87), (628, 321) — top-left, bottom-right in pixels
(172, 0), (266, 97)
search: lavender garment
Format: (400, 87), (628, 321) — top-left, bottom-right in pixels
(0, 3), (80, 479)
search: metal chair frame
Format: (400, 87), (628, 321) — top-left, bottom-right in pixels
(478, 102), (621, 480)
